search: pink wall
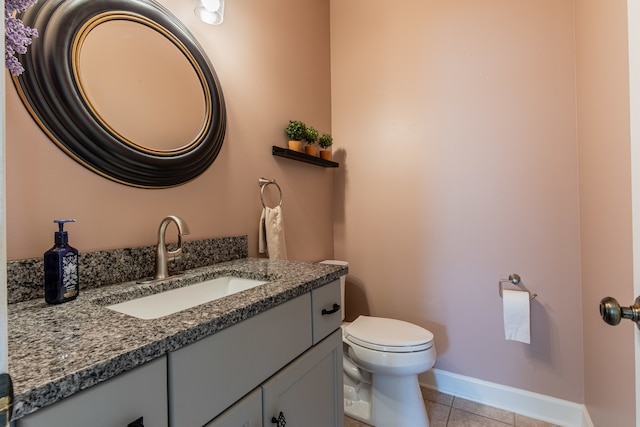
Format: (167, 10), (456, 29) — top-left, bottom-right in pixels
(8, 0), (638, 417)
(575, 1), (636, 425)
(5, 0), (334, 263)
(331, 0), (584, 402)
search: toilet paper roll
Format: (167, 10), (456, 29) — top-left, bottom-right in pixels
(502, 289), (531, 344)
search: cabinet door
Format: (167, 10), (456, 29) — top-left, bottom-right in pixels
(15, 356), (168, 427)
(262, 329), (343, 427)
(205, 388), (262, 427)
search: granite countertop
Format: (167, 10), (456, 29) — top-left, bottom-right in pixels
(8, 257), (347, 420)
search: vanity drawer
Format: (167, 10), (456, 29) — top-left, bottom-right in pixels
(16, 356), (168, 427)
(311, 279), (342, 344)
(168, 293), (312, 427)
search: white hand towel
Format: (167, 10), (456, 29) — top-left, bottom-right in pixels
(258, 208), (267, 254)
(260, 206), (287, 260)
(503, 289), (531, 344)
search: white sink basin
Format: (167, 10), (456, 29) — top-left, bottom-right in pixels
(107, 276), (268, 319)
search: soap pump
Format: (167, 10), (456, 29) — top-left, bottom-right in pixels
(44, 219), (79, 304)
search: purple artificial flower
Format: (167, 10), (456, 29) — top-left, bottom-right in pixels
(5, 0), (38, 76)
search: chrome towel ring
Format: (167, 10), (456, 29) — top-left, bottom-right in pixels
(258, 178), (283, 208)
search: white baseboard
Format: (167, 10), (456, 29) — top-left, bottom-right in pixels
(581, 405), (595, 427)
(419, 369), (593, 427)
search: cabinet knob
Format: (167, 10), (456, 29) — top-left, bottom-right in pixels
(271, 411), (286, 426)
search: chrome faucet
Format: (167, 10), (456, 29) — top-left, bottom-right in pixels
(154, 215), (191, 280)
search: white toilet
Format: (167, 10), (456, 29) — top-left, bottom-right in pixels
(320, 261), (437, 427)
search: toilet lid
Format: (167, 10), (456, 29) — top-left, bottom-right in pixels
(344, 316), (434, 353)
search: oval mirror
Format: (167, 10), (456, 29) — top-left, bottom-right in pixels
(12, 0), (226, 188)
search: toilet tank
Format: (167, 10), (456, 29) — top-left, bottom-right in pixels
(319, 260), (348, 322)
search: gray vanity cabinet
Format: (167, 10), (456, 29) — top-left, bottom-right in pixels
(14, 355), (168, 427)
(13, 278), (345, 427)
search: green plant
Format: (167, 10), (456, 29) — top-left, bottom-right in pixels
(318, 133), (333, 149)
(284, 120), (306, 141)
(304, 126), (319, 144)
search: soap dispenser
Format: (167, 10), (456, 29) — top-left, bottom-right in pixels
(44, 219), (79, 304)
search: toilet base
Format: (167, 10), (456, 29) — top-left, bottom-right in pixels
(372, 374), (429, 426)
(343, 373), (429, 427)
(344, 383), (372, 424)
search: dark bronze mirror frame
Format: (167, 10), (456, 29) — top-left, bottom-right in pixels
(13, 0), (226, 188)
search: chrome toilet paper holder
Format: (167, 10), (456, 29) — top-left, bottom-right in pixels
(499, 274), (537, 301)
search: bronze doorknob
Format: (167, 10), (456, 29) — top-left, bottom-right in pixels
(600, 296), (640, 328)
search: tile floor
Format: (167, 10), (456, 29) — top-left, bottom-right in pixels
(344, 387), (561, 427)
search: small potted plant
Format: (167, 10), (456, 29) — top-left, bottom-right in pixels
(318, 133), (333, 160)
(304, 126), (319, 156)
(284, 120), (306, 152)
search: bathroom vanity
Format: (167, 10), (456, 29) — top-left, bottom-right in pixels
(7, 255), (346, 427)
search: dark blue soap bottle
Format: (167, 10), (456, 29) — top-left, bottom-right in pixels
(44, 219), (79, 304)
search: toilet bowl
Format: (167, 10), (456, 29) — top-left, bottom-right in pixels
(320, 260), (436, 427)
(343, 316), (436, 426)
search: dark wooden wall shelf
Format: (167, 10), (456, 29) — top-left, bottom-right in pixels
(272, 146), (339, 168)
